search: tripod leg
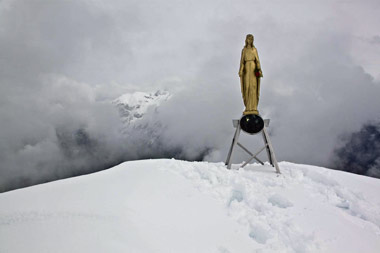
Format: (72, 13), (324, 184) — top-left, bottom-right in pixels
(225, 122), (241, 169)
(262, 127), (281, 174)
(262, 127), (273, 165)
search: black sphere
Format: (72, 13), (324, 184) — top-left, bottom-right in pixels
(240, 114), (264, 134)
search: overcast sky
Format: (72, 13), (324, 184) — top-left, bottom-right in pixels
(1, 0), (380, 191)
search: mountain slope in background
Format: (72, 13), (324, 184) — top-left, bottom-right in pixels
(113, 90), (171, 126)
(1, 160), (379, 253)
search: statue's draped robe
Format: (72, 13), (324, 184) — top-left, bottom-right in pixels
(239, 47), (261, 115)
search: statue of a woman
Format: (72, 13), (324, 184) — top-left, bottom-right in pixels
(239, 34), (263, 115)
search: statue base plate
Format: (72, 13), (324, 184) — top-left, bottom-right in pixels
(243, 110), (259, 115)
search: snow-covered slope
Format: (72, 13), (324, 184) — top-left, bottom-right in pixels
(112, 90), (170, 149)
(0, 160), (379, 253)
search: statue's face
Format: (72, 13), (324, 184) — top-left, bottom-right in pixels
(246, 36), (253, 44)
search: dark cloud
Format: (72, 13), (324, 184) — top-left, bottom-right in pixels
(333, 122), (380, 178)
(1, 0), (380, 192)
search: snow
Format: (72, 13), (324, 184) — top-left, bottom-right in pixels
(113, 90), (171, 124)
(1, 159), (379, 252)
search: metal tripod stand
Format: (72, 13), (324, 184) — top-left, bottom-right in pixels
(225, 118), (280, 173)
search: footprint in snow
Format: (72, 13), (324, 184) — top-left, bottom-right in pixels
(268, 194), (293, 208)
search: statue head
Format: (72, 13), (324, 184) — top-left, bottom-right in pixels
(245, 34), (254, 48)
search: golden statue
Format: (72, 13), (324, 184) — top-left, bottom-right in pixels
(239, 34), (263, 115)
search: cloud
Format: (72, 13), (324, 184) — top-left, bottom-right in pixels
(369, 35), (380, 44)
(1, 0), (380, 192)
(333, 121), (380, 178)
(142, 10), (380, 168)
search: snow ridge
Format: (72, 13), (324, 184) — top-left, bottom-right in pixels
(1, 160), (379, 253)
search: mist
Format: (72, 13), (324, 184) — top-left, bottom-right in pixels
(1, 0), (380, 192)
